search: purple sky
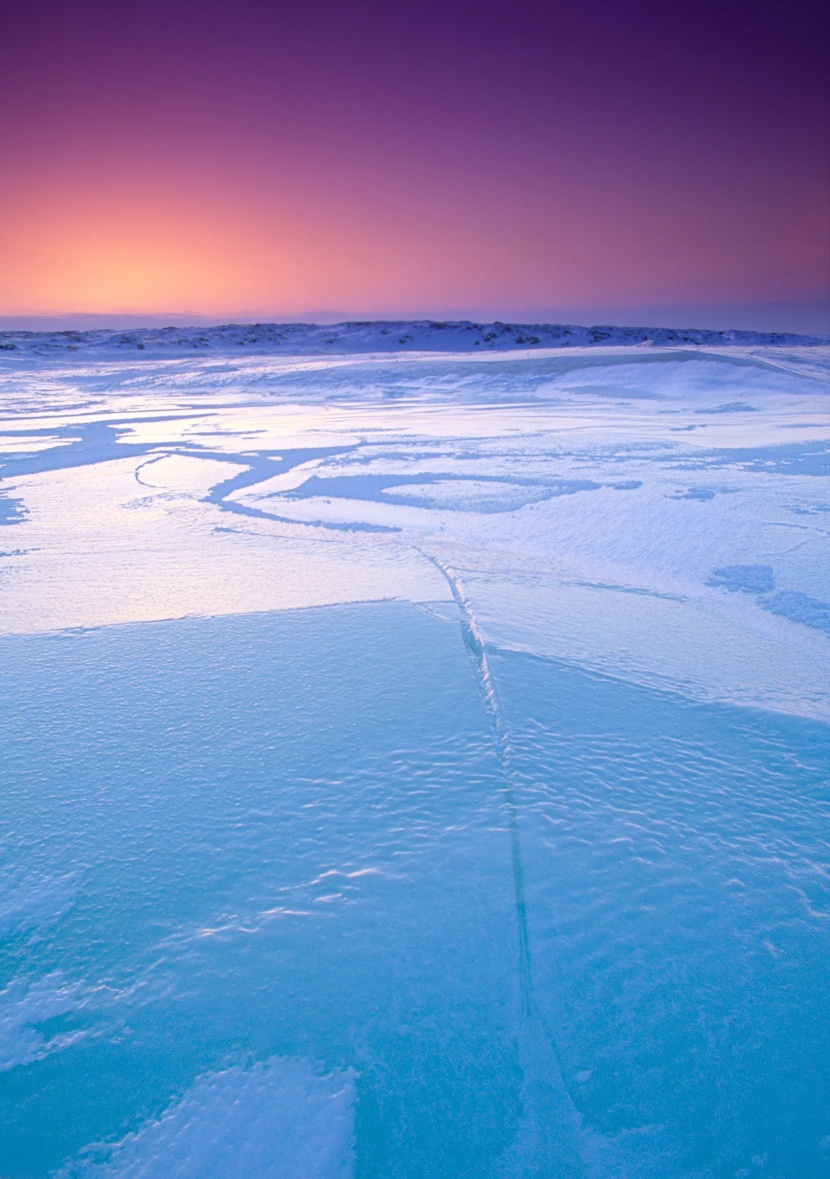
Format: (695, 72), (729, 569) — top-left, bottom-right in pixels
(2, 0), (827, 328)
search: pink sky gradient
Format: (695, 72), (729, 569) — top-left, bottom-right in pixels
(2, 0), (827, 326)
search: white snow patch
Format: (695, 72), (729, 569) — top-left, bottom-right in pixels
(61, 1058), (356, 1179)
(0, 971), (86, 1071)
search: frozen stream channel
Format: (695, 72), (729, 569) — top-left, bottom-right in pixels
(0, 329), (828, 1177)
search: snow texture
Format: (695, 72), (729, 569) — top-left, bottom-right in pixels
(59, 1059), (355, 1179)
(0, 323), (828, 1178)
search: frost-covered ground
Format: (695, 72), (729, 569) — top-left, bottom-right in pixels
(0, 326), (828, 1177)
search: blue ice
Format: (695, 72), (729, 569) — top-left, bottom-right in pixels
(0, 331), (828, 1177)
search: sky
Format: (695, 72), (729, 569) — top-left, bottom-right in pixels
(1, 0), (827, 330)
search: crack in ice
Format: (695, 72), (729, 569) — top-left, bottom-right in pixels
(417, 548), (597, 1176)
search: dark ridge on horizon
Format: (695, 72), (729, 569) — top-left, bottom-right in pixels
(0, 320), (827, 358)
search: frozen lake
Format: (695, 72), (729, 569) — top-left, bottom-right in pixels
(0, 330), (828, 1176)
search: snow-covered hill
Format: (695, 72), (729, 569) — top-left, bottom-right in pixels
(0, 318), (826, 357)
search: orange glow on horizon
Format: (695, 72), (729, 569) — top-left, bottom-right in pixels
(4, 168), (825, 319)
(1, 0), (826, 322)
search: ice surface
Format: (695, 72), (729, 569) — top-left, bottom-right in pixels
(0, 328), (828, 1176)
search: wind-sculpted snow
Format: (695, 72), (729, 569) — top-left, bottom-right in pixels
(0, 336), (828, 1176)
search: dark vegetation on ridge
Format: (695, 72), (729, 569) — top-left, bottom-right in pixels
(0, 320), (826, 357)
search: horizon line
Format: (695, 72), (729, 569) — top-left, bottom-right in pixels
(1, 297), (827, 336)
